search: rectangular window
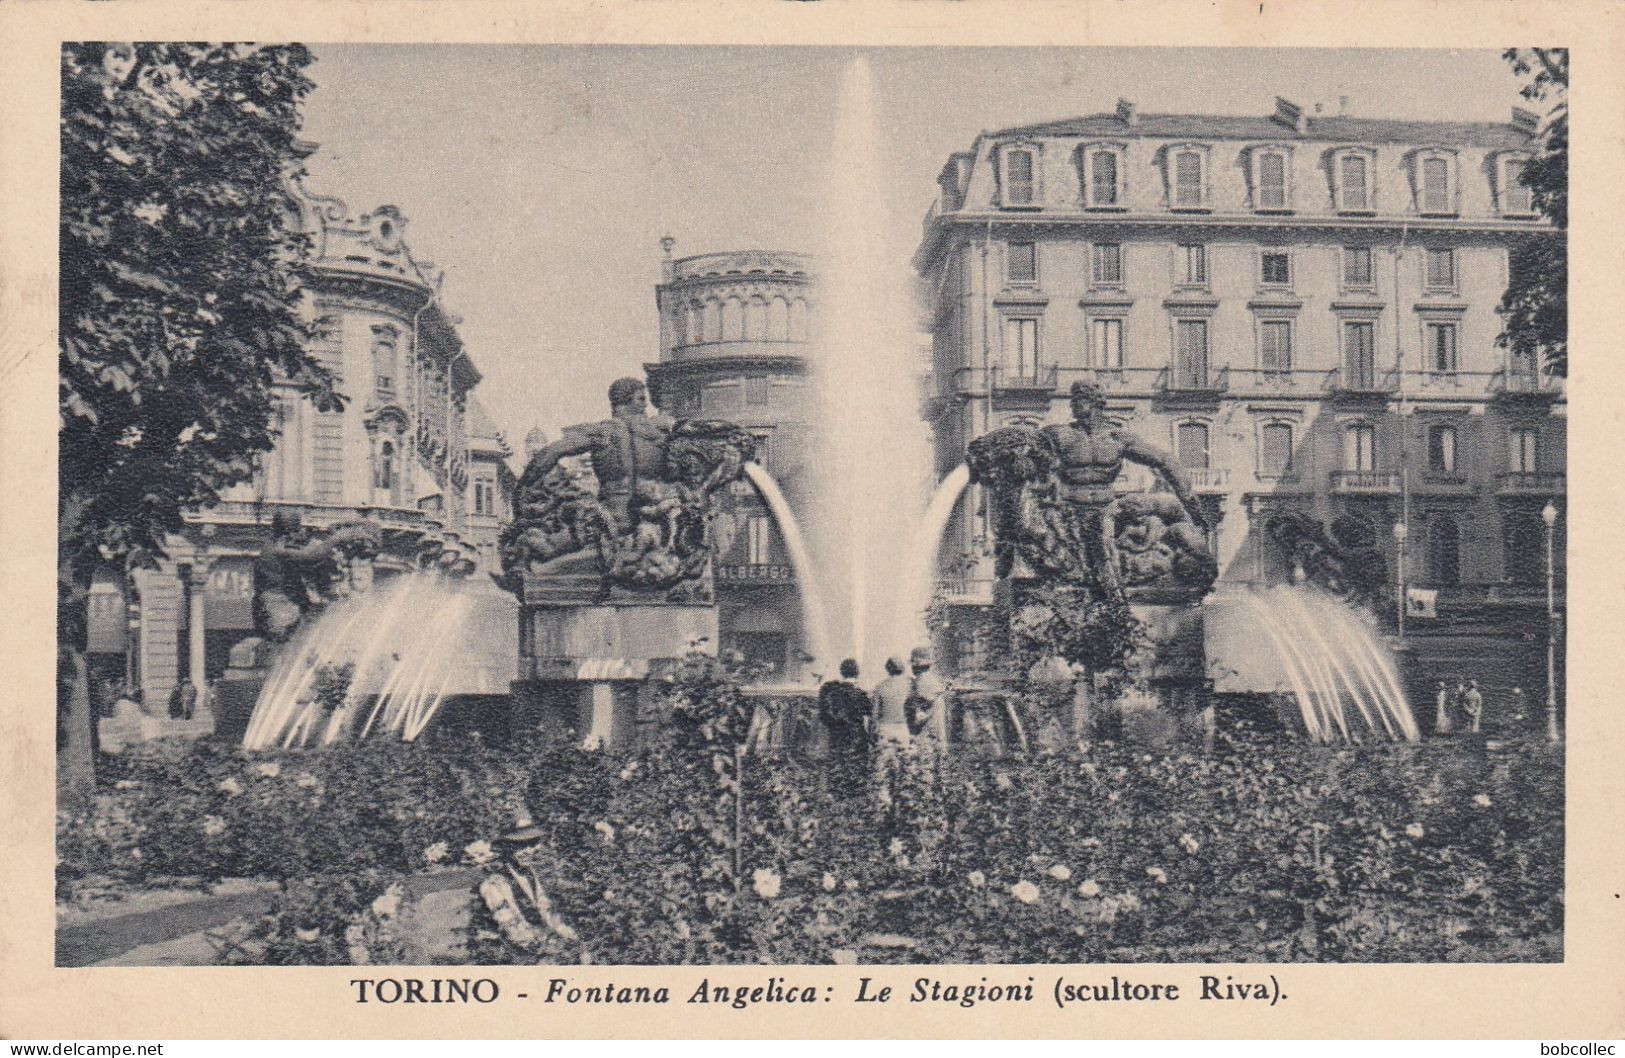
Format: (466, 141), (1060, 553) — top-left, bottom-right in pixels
(1090, 151), (1119, 206)
(1343, 247), (1374, 287)
(1343, 321), (1376, 389)
(1007, 242), (1037, 284)
(1257, 152), (1287, 209)
(1177, 244), (1207, 286)
(1003, 317), (1040, 378)
(1260, 251), (1291, 287)
(746, 516), (772, 565)
(1421, 157), (1452, 213)
(1174, 151), (1204, 208)
(1340, 154), (1369, 211)
(1426, 322), (1458, 374)
(1260, 423), (1294, 477)
(1005, 150), (1035, 206)
(1091, 318), (1124, 369)
(1504, 158), (1533, 213)
(1425, 248), (1456, 292)
(1428, 425), (1457, 473)
(1091, 242), (1123, 286)
(1259, 320), (1293, 373)
(1345, 425), (1377, 472)
(746, 376), (770, 405)
(1177, 423), (1210, 469)
(1175, 319), (1209, 389)
(1510, 427), (1538, 473)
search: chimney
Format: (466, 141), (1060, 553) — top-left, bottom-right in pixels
(1115, 98), (1139, 126)
(660, 235), (676, 281)
(1273, 96), (1308, 134)
(1511, 106), (1540, 132)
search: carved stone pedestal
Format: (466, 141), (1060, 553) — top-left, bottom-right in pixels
(513, 583), (717, 750)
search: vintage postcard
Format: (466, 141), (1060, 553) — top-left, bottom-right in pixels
(2, 0), (1622, 1041)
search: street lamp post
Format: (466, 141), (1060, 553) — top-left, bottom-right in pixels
(1542, 501), (1560, 742)
(1393, 521), (1409, 644)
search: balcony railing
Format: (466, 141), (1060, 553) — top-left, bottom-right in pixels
(1495, 471), (1566, 495)
(1327, 366), (1399, 396)
(1491, 368), (1565, 398)
(938, 576), (997, 604)
(1227, 368), (1326, 395)
(1330, 470), (1403, 494)
(990, 364), (1059, 392)
(1160, 365), (1230, 396)
(1183, 467), (1231, 492)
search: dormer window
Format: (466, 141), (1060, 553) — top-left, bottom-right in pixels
(1080, 143), (1127, 208)
(1414, 150), (1458, 216)
(1334, 148), (1376, 213)
(1251, 147), (1293, 211)
(998, 143), (1041, 208)
(1499, 154), (1536, 215)
(1167, 145), (1210, 210)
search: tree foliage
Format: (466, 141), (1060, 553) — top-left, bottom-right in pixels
(1499, 48), (1569, 377)
(58, 43), (336, 786)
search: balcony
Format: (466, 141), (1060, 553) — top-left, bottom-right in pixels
(1327, 366), (1399, 398)
(1183, 467), (1231, 493)
(1159, 365), (1230, 402)
(1228, 368), (1325, 396)
(990, 364), (1059, 393)
(1330, 470), (1403, 495)
(1491, 368), (1565, 403)
(938, 576), (996, 605)
(1495, 471), (1566, 496)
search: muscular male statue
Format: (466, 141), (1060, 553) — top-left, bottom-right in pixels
(1042, 381), (1208, 531)
(520, 377), (673, 533)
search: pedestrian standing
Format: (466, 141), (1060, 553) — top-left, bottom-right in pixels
(870, 657), (914, 761)
(1463, 679), (1485, 734)
(818, 659), (871, 757)
(907, 646), (949, 755)
(1433, 680), (1453, 735)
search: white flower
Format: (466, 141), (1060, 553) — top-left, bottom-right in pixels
(1118, 892), (1141, 912)
(1080, 836), (1102, 849)
(344, 923), (367, 944)
(752, 868), (782, 900)
(968, 870), (986, 888)
(1472, 794), (1492, 808)
(294, 927), (321, 943)
(217, 777), (243, 796)
(845, 879), (859, 891)
(617, 761), (640, 781)
(423, 841), (449, 865)
(1179, 833), (1201, 855)
(1146, 866), (1167, 884)
(1048, 864), (1072, 882)
(371, 885), (403, 919)
(294, 773), (319, 789)
(130, 848), (143, 860)
(1078, 879), (1102, 898)
(821, 873), (837, 892)
(994, 772), (1014, 791)
(202, 815), (227, 837)
(579, 734), (604, 752)
(888, 838), (905, 857)
(1010, 880), (1040, 904)
(255, 762), (281, 779)
(463, 840), (496, 866)
(349, 947), (371, 965)
(1405, 823), (1426, 840)
(593, 821), (616, 844)
(114, 779), (139, 790)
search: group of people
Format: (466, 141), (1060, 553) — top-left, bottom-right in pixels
(815, 647), (950, 757)
(1433, 679), (1527, 735)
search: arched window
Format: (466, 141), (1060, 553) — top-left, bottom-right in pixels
(1428, 514), (1460, 585)
(789, 299), (809, 342)
(371, 326), (397, 396)
(722, 297), (743, 341)
(376, 440), (396, 494)
(768, 297), (790, 341)
(1176, 422), (1210, 469)
(703, 299), (722, 342)
(745, 297), (768, 341)
(686, 302), (703, 345)
(1260, 422), (1294, 477)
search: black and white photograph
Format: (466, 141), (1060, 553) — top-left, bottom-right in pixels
(8, 5), (1619, 1040)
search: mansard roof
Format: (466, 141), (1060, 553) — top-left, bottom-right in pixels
(989, 112), (1536, 150)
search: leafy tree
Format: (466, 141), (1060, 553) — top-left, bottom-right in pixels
(58, 43), (338, 799)
(1499, 47), (1568, 377)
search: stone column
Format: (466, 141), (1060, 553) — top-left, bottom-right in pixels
(187, 563), (211, 719)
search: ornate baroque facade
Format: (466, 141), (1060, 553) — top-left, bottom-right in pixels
(645, 244), (816, 678)
(914, 98), (1565, 696)
(86, 189), (511, 714)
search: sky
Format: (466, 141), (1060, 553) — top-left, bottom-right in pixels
(299, 45), (1530, 450)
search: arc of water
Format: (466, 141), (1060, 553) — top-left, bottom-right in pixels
(742, 462), (832, 670)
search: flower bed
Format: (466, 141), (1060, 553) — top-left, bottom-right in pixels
(60, 723), (1562, 964)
